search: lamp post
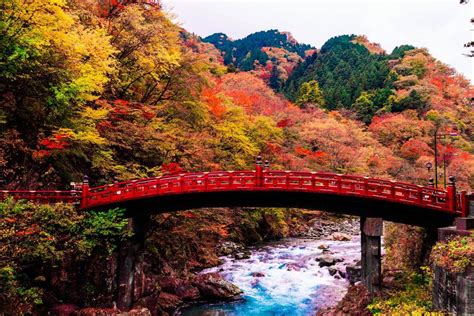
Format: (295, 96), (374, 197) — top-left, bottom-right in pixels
(425, 161), (432, 172)
(425, 162), (433, 186)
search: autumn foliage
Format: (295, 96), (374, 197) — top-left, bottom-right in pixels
(0, 0), (471, 191)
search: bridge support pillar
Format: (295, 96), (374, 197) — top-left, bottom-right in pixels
(360, 217), (383, 293)
(117, 215), (148, 311)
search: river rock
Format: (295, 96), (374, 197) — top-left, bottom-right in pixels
(317, 284), (371, 316)
(192, 273), (243, 299)
(337, 269), (346, 278)
(234, 250), (251, 260)
(158, 276), (200, 301)
(219, 241), (245, 256)
(330, 232), (352, 241)
(318, 244), (329, 250)
(135, 292), (181, 313)
(156, 292), (183, 311)
(251, 272), (265, 277)
(285, 263), (303, 271)
(318, 255), (336, 267)
(346, 264), (362, 284)
(328, 267), (338, 276)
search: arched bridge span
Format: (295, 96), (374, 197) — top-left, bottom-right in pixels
(1, 165), (470, 227)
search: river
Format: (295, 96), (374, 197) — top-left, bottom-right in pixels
(179, 237), (361, 315)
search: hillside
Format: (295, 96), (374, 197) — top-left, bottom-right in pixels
(203, 30), (315, 89)
(203, 30), (313, 67)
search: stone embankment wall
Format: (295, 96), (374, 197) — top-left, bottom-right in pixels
(432, 265), (474, 314)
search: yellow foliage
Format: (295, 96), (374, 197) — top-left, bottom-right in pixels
(110, 5), (182, 101)
(2, 0), (115, 103)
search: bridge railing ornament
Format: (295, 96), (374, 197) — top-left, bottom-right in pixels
(0, 160), (469, 216)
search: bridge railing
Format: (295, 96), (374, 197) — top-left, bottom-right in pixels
(79, 170), (458, 213)
(0, 190), (81, 204)
(0, 169), (467, 216)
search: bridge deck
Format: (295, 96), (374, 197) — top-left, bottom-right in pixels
(0, 170), (469, 218)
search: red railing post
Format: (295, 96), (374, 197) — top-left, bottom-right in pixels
(446, 176), (456, 212)
(80, 175), (89, 210)
(255, 156), (263, 187)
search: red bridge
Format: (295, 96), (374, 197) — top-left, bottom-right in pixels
(1, 158), (470, 227)
(2, 157), (472, 307)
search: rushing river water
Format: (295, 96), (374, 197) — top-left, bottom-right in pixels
(180, 237), (361, 316)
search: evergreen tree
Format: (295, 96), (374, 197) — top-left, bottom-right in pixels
(295, 80), (325, 108)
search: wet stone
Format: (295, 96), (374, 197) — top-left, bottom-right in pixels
(318, 255), (337, 267)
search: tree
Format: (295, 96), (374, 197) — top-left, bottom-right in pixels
(0, 0), (115, 186)
(460, 0), (473, 57)
(107, 4), (182, 103)
(295, 80), (325, 108)
(352, 92), (375, 123)
(284, 35), (390, 110)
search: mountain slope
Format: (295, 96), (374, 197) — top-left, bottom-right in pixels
(203, 30), (313, 69)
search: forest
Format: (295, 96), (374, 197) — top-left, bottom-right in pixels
(0, 0), (473, 314)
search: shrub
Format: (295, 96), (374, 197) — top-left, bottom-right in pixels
(368, 267), (433, 315)
(430, 235), (474, 274)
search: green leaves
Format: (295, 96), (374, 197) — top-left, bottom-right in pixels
(83, 208), (130, 239)
(295, 80), (325, 108)
(285, 35), (390, 110)
(0, 199), (131, 311)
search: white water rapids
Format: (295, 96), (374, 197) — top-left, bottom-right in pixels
(180, 237), (361, 315)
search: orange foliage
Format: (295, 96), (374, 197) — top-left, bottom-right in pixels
(202, 87), (226, 118)
(217, 72), (296, 118)
(399, 139), (433, 160)
(161, 163), (183, 175)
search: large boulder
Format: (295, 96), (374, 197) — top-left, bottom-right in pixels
(346, 264), (362, 284)
(318, 255), (337, 267)
(192, 273), (242, 299)
(156, 292), (183, 311)
(330, 232), (352, 241)
(218, 241), (245, 256)
(135, 292), (182, 313)
(158, 276), (200, 301)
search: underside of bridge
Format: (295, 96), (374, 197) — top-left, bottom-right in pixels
(96, 190), (457, 228)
